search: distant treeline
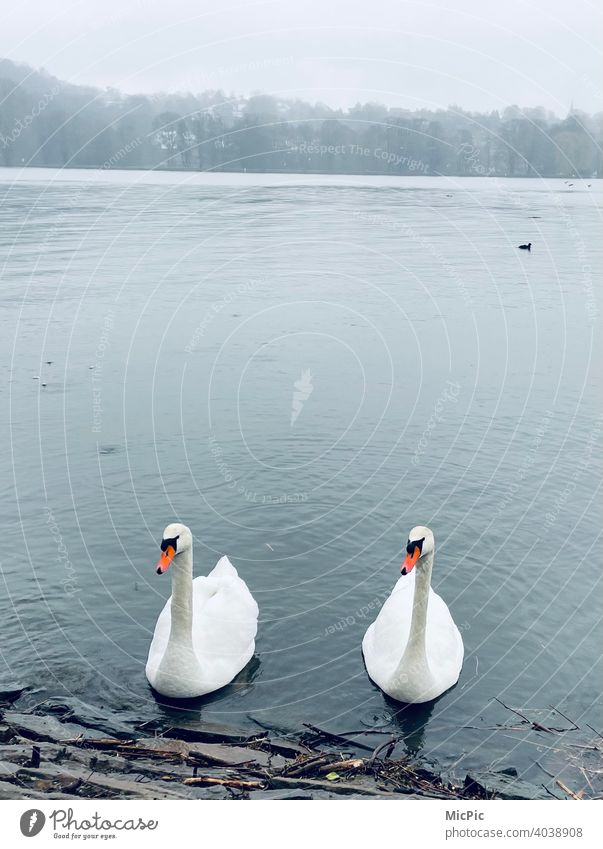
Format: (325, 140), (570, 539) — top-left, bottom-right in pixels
(1, 58), (601, 178)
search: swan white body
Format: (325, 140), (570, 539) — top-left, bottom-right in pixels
(362, 527), (463, 703)
(146, 525), (258, 699)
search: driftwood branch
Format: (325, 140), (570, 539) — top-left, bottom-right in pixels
(555, 779), (582, 800)
(183, 776), (266, 790)
(493, 698), (578, 734)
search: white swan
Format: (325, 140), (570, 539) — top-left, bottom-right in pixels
(145, 523), (259, 699)
(362, 526), (463, 703)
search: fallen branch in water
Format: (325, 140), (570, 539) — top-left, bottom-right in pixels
(301, 723), (375, 752)
(183, 776), (266, 790)
(369, 736), (398, 766)
(493, 698), (580, 734)
(555, 779), (582, 800)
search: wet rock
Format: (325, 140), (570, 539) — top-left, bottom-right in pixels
(255, 737), (314, 759)
(0, 778), (73, 800)
(270, 775), (394, 797)
(0, 761), (21, 779)
(0, 741), (194, 783)
(0, 683), (28, 705)
(464, 771), (547, 800)
(249, 788), (347, 800)
(463, 773), (489, 798)
(39, 698), (138, 739)
(187, 785), (231, 799)
(4, 711), (106, 743)
(16, 762), (195, 800)
(154, 718), (253, 745)
(136, 736), (287, 769)
(187, 741), (287, 769)
(0, 725), (15, 743)
(497, 766), (519, 777)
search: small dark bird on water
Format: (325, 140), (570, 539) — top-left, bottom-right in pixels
(518, 242), (531, 251)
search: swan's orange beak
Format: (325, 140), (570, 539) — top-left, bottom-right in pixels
(401, 545), (421, 575)
(156, 545), (175, 575)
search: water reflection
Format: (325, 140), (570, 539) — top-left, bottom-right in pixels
(148, 655), (262, 720)
(384, 695), (437, 755)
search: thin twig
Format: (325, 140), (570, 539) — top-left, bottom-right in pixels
(302, 724), (375, 752)
(586, 723), (603, 741)
(556, 779), (581, 800)
(535, 760), (555, 779)
(369, 736), (397, 767)
(579, 767), (594, 794)
(541, 783), (561, 799)
(494, 698), (549, 731)
(549, 705), (579, 731)
(493, 698), (568, 733)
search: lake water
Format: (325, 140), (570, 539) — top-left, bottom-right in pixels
(1, 168), (601, 781)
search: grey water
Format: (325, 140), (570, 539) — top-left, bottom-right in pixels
(1, 168), (601, 781)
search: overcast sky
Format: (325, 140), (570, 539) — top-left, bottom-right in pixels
(1, 0), (601, 114)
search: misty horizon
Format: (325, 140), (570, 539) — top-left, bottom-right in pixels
(0, 0), (601, 115)
(1, 56), (601, 178)
(4, 55), (602, 121)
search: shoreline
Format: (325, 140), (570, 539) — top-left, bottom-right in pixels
(0, 687), (574, 801)
(0, 164), (597, 180)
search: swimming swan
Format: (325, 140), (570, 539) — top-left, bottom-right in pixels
(362, 526), (463, 703)
(146, 523), (259, 698)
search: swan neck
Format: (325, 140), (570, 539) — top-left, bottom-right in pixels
(169, 548), (193, 644)
(404, 551), (434, 662)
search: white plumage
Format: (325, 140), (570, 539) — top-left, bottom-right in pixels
(362, 526), (463, 703)
(146, 525), (258, 699)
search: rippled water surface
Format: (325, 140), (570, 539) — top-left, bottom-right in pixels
(1, 169), (601, 778)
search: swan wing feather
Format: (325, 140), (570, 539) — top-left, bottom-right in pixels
(145, 556), (258, 692)
(190, 564), (258, 688)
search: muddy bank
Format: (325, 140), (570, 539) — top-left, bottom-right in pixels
(0, 686), (597, 800)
